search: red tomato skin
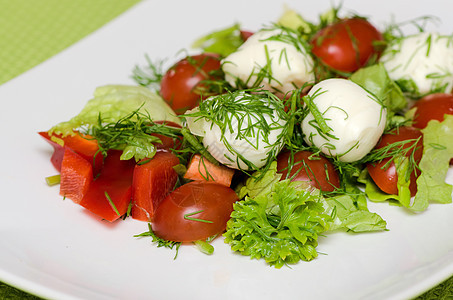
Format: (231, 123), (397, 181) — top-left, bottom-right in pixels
(160, 53), (221, 114)
(412, 93), (453, 129)
(310, 18), (383, 73)
(131, 151), (180, 222)
(79, 150), (136, 222)
(152, 181), (239, 242)
(39, 131), (102, 174)
(276, 150), (340, 192)
(240, 30), (254, 41)
(151, 121), (182, 150)
(366, 127), (424, 196)
(59, 148), (93, 203)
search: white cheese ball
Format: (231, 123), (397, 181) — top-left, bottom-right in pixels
(381, 32), (453, 97)
(186, 93), (286, 170)
(301, 78), (387, 162)
(222, 28), (315, 95)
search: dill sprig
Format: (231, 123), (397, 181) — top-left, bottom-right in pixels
(382, 15), (440, 41)
(184, 88), (290, 171)
(360, 135), (423, 182)
(132, 54), (165, 91)
(135, 223), (181, 259)
(85, 108), (182, 162)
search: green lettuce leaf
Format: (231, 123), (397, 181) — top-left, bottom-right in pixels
(49, 85), (180, 136)
(277, 7), (314, 34)
(325, 194), (387, 232)
(350, 63), (407, 115)
(191, 24), (244, 57)
(238, 161), (282, 199)
(413, 115), (453, 210)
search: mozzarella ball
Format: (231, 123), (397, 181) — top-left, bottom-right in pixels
(186, 92), (286, 170)
(301, 78), (387, 162)
(381, 32), (453, 97)
(222, 28), (315, 95)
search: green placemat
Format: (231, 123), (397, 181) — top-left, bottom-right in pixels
(0, 0), (141, 85)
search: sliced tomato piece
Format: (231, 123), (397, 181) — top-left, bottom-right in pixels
(79, 150), (136, 222)
(131, 151), (180, 222)
(39, 131), (102, 174)
(59, 148), (93, 203)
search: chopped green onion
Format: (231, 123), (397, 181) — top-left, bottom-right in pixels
(45, 175), (61, 186)
(194, 240), (214, 255)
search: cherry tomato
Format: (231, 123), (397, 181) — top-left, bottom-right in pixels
(151, 121), (182, 150)
(240, 30), (254, 41)
(160, 53), (221, 114)
(276, 150), (340, 192)
(152, 181), (238, 242)
(366, 127), (424, 196)
(310, 18), (384, 73)
(412, 93), (453, 129)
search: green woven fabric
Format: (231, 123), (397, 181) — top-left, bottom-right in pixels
(0, 0), (141, 85)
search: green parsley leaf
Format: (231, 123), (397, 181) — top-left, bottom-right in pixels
(224, 180), (331, 268)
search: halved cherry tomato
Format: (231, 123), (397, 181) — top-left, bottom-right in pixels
(276, 150), (340, 192)
(131, 151), (180, 222)
(366, 127), (423, 196)
(160, 53), (221, 114)
(310, 18), (383, 73)
(152, 181), (238, 242)
(79, 150), (136, 222)
(412, 93), (453, 129)
(39, 131), (102, 174)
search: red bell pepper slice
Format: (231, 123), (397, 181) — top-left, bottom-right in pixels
(79, 150), (136, 222)
(39, 131), (103, 174)
(59, 148), (93, 203)
(131, 151), (180, 221)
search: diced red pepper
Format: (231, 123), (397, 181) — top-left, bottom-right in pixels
(131, 151), (180, 222)
(79, 150), (136, 222)
(59, 148), (93, 203)
(39, 131), (103, 174)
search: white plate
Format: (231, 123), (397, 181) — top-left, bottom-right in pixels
(1, 0), (452, 299)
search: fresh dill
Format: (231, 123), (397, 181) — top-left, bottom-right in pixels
(135, 224), (181, 259)
(132, 54), (165, 91)
(85, 108), (182, 162)
(184, 88), (290, 172)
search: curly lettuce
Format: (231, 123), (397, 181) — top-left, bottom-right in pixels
(413, 115), (453, 210)
(225, 179), (331, 268)
(226, 162), (387, 267)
